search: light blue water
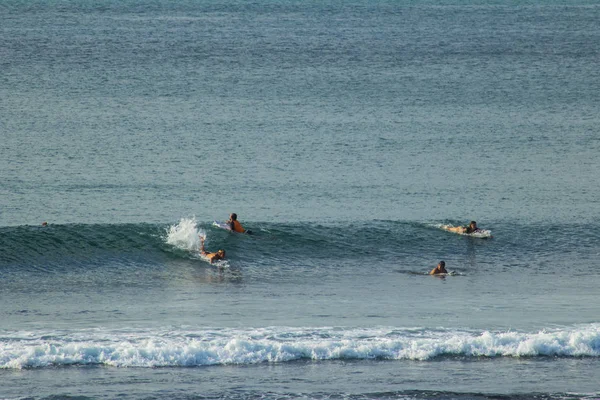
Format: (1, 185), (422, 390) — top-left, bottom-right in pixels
(1, 1), (600, 399)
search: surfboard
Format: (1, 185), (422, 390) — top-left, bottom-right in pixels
(213, 221), (232, 231)
(431, 271), (457, 277)
(465, 230), (492, 238)
(400, 270), (461, 277)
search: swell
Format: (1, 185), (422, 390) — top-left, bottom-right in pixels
(0, 223), (170, 270)
(1, 219), (599, 272)
(0, 219), (439, 269)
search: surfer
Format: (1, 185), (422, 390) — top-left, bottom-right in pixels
(444, 221), (482, 234)
(227, 213), (247, 233)
(430, 261), (448, 275)
(199, 236), (226, 263)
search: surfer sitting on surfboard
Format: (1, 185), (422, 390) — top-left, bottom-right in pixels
(199, 236), (226, 263)
(444, 221), (482, 234)
(430, 261), (448, 275)
(227, 213), (246, 233)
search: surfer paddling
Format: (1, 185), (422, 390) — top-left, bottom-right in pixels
(430, 261), (448, 275)
(443, 221), (482, 234)
(227, 213), (245, 233)
(199, 236), (226, 263)
(227, 213), (251, 234)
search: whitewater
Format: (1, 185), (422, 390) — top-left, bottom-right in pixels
(3, 325), (600, 370)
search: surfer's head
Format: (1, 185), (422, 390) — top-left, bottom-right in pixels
(469, 221), (477, 228)
(230, 213), (238, 221)
(439, 261), (445, 267)
(217, 249), (225, 258)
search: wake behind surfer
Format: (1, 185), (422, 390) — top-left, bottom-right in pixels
(430, 261), (448, 275)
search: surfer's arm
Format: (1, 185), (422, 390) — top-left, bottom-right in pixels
(199, 236), (207, 255)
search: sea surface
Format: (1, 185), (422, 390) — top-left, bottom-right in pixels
(1, 1), (600, 399)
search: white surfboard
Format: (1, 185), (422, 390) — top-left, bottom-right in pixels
(465, 230), (492, 238)
(212, 221), (232, 231)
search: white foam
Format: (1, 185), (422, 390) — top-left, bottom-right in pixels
(2, 325), (599, 369)
(166, 217), (229, 267)
(166, 217), (202, 252)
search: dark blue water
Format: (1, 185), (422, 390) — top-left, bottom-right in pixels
(1, 1), (600, 399)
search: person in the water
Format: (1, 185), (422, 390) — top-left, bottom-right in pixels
(430, 261), (448, 275)
(199, 236), (225, 263)
(227, 213), (246, 233)
(227, 213), (252, 234)
(444, 221), (481, 234)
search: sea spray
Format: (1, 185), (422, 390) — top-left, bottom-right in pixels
(166, 217), (203, 252)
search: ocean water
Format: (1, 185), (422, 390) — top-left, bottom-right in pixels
(1, 1), (600, 399)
